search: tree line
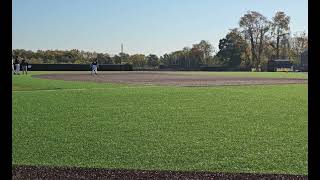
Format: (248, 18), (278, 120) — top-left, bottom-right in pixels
(13, 11), (307, 71)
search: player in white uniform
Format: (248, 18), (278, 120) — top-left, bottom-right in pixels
(12, 58), (14, 74)
(91, 60), (98, 75)
(14, 58), (20, 75)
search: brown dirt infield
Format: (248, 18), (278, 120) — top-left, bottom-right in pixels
(13, 165), (307, 180)
(33, 71), (307, 87)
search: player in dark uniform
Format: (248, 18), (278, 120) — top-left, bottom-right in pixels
(21, 59), (29, 75)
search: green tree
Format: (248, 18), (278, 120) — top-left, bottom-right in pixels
(112, 55), (122, 64)
(146, 54), (159, 67)
(216, 29), (248, 67)
(119, 52), (130, 64)
(97, 53), (113, 64)
(160, 53), (170, 65)
(129, 54), (146, 67)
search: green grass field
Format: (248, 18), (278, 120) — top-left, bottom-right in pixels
(13, 72), (308, 175)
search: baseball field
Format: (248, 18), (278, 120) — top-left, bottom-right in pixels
(12, 71), (308, 179)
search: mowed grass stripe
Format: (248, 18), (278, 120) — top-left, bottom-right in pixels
(12, 76), (125, 91)
(13, 81), (307, 175)
(169, 71), (308, 79)
(12, 86), (163, 92)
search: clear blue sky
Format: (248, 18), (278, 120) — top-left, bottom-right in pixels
(13, 0), (308, 56)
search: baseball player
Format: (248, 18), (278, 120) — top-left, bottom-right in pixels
(14, 58), (20, 75)
(12, 58), (14, 74)
(21, 59), (29, 75)
(91, 59), (98, 75)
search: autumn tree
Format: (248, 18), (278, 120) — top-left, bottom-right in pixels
(289, 31), (308, 63)
(192, 40), (213, 64)
(269, 11), (291, 59)
(239, 11), (270, 70)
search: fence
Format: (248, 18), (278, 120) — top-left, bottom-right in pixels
(26, 64), (133, 71)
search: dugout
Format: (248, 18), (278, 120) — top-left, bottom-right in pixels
(267, 59), (293, 72)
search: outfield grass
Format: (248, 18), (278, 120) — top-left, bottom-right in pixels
(12, 71), (127, 91)
(13, 72), (308, 175)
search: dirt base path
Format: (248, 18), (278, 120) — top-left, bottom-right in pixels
(13, 165), (307, 180)
(33, 72), (307, 87)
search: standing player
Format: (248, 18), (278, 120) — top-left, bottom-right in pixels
(21, 59), (29, 75)
(91, 59), (98, 75)
(12, 57), (14, 74)
(14, 57), (20, 75)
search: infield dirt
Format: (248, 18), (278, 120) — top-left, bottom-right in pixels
(33, 72), (307, 87)
(13, 165), (308, 180)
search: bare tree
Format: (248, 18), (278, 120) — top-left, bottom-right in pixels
(239, 11), (270, 70)
(289, 31), (308, 63)
(192, 40), (213, 65)
(270, 11), (291, 59)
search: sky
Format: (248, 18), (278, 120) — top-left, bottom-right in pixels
(12, 0), (308, 56)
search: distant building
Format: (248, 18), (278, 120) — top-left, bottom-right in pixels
(267, 59), (293, 72)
